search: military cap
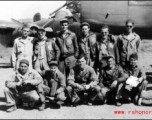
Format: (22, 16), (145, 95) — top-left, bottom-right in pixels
(38, 27), (45, 31)
(104, 55), (115, 60)
(80, 22), (90, 28)
(20, 59), (29, 66)
(129, 52), (138, 60)
(48, 61), (58, 66)
(30, 24), (39, 29)
(45, 27), (53, 32)
(60, 18), (69, 24)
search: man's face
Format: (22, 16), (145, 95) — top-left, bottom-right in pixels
(22, 27), (30, 37)
(81, 25), (90, 36)
(101, 28), (109, 39)
(129, 58), (138, 67)
(30, 27), (38, 34)
(19, 63), (28, 75)
(107, 58), (115, 68)
(60, 22), (69, 31)
(126, 22), (134, 33)
(77, 57), (86, 69)
(50, 65), (57, 75)
(38, 30), (46, 40)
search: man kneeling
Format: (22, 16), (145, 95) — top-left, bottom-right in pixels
(38, 61), (66, 109)
(66, 54), (100, 106)
(98, 55), (127, 106)
(4, 59), (43, 112)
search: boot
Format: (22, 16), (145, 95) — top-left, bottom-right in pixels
(6, 105), (17, 112)
(38, 92), (46, 111)
(38, 102), (46, 111)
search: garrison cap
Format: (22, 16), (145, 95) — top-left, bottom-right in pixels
(80, 22), (90, 28)
(104, 55), (115, 60)
(30, 24), (39, 29)
(38, 27), (45, 32)
(48, 61), (58, 66)
(20, 59), (29, 66)
(60, 18), (69, 24)
(45, 27), (53, 32)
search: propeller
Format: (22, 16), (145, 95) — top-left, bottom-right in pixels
(11, 18), (23, 35)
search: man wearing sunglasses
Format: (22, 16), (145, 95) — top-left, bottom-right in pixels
(96, 25), (118, 72)
(117, 19), (141, 68)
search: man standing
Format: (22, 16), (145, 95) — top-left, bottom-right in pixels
(98, 55), (127, 106)
(4, 59), (43, 112)
(45, 27), (60, 63)
(33, 27), (50, 75)
(55, 18), (79, 77)
(38, 61), (66, 109)
(117, 19), (141, 68)
(66, 54), (100, 106)
(96, 25), (118, 71)
(12, 24), (36, 71)
(78, 22), (97, 72)
(123, 53), (148, 104)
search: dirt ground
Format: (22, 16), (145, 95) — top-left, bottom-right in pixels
(0, 40), (152, 119)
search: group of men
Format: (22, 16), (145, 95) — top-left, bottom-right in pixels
(3, 18), (148, 112)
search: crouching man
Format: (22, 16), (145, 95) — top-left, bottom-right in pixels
(66, 54), (100, 106)
(4, 59), (43, 112)
(98, 55), (127, 106)
(37, 61), (66, 110)
(123, 53), (148, 104)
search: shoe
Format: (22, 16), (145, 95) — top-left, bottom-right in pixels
(6, 105), (17, 112)
(54, 101), (61, 109)
(28, 101), (35, 108)
(115, 100), (122, 106)
(138, 98), (142, 106)
(87, 102), (93, 106)
(72, 97), (80, 107)
(16, 99), (23, 106)
(38, 102), (46, 111)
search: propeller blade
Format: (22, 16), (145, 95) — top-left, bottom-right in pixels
(11, 18), (23, 27)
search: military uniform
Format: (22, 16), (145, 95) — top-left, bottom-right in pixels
(4, 69), (43, 106)
(66, 65), (100, 103)
(38, 70), (66, 105)
(117, 32), (141, 67)
(45, 38), (60, 63)
(12, 36), (36, 70)
(78, 32), (97, 72)
(98, 65), (127, 101)
(96, 34), (119, 71)
(123, 65), (148, 102)
(55, 30), (79, 77)
(33, 37), (50, 75)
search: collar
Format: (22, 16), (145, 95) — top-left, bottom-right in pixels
(121, 32), (137, 41)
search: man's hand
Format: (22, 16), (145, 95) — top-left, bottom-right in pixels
(16, 81), (22, 86)
(110, 80), (118, 89)
(76, 84), (84, 91)
(22, 80), (31, 85)
(138, 77), (143, 83)
(83, 85), (91, 90)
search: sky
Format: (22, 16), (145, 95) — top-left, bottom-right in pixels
(0, 1), (67, 22)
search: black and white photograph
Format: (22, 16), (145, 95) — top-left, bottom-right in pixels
(0, 0), (152, 119)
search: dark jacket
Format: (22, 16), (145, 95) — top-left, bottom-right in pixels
(98, 65), (127, 88)
(96, 34), (119, 64)
(45, 38), (60, 62)
(41, 70), (66, 96)
(117, 32), (141, 63)
(55, 30), (79, 59)
(67, 65), (98, 88)
(78, 32), (97, 60)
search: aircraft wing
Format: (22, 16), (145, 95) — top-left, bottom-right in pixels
(0, 20), (18, 29)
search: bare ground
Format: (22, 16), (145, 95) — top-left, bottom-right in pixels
(0, 40), (152, 119)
